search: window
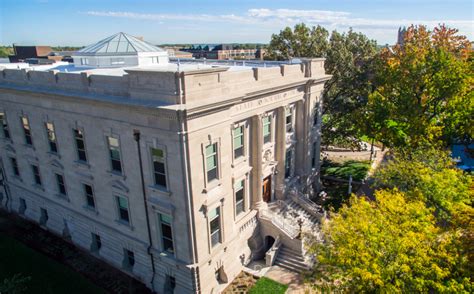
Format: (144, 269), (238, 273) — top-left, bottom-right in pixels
(209, 207), (221, 247)
(235, 180), (245, 216)
(21, 116), (33, 145)
(116, 196), (130, 224)
(45, 122), (58, 153)
(91, 233), (102, 252)
(0, 112), (10, 139)
(10, 157), (19, 176)
(312, 142), (317, 168)
(73, 129), (87, 162)
(40, 208), (48, 226)
(107, 137), (122, 173)
(84, 184), (95, 209)
(19, 198), (26, 215)
(159, 213), (174, 254)
(285, 150), (292, 179)
(233, 125), (244, 159)
(165, 275), (176, 292)
(151, 148), (167, 188)
(286, 108), (293, 132)
(80, 58), (89, 65)
(56, 174), (67, 196)
(123, 249), (135, 270)
(313, 103), (319, 126)
(31, 165), (42, 186)
(111, 58), (125, 65)
(205, 143), (218, 182)
(262, 116), (271, 144)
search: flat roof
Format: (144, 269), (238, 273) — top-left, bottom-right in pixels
(0, 58), (303, 77)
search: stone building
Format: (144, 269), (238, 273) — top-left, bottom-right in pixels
(0, 33), (330, 293)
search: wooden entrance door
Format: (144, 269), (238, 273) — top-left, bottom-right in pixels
(262, 176), (272, 203)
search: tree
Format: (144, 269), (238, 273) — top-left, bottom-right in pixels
(267, 24), (329, 60)
(307, 190), (473, 293)
(367, 25), (473, 148)
(373, 146), (472, 224)
(267, 24), (378, 147)
(322, 30), (378, 148)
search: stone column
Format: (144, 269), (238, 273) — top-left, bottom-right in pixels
(294, 100), (307, 177)
(274, 107), (287, 200)
(250, 115), (264, 209)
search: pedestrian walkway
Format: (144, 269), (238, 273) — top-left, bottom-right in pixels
(0, 209), (151, 294)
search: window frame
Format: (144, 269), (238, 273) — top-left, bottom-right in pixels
(232, 124), (245, 160)
(21, 116), (33, 146)
(0, 111), (10, 139)
(55, 173), (67, 196)
(285, 107), (294, 133)
(234, 179), (245, 217)
(209, 207), (222, 248)
(10, 157), (20, 177)
(312, 141), (317, 168)
(158, 213), (175, 255)
(122, 248), (135, 270)
(83, 183), (95, 209)
(107, 136), (123, 174)
(73, 128), (88, 163)
(205, 142), (219, 183)
(31, 164), (42, 186)
(91, 233), (102, 253)
(116, 195), (130, 224)
(313, 102), (320, 127)
(285, 149), (293, 179)
(150, 147), (167, 189)
(45, 122), (58, 154)
(262, 115), (272, 144)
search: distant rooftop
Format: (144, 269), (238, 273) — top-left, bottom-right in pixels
(75, 32), (165, 56)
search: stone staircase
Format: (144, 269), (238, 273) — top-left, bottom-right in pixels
(274, 245), (310, 273)
(285, 200), (319, 230)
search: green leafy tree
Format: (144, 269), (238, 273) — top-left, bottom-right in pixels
(307, 190), (473, 293)
(373, 147), (472, 224)
(367, 24), (473, 148)
(0, 46), (13, 58)
(267, 24), (378, 147)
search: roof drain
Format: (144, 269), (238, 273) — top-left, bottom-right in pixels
(133, 130), (157, 293)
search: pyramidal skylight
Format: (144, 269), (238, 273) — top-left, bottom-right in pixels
(76, 32), (165, 56)
(72, 32), (169, 68)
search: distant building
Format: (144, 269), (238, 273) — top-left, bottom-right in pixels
(9, 45), (75, 64)
(164, 48), (194, 59)
(397, 27), (407, 46)
(182, 44), (265, 60)
(8, 45), (62, 63)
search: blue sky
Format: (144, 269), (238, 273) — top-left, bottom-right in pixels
(1, 0), (472, 46)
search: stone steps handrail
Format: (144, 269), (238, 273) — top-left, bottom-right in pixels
(259, 210), (299, 238)
(289, 190), (324, 219)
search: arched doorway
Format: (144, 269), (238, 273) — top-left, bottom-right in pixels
(264, 236), (275, 252)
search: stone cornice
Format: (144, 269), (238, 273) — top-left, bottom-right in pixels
(0, 84), (179, 120)
(185, 76), (331, 119)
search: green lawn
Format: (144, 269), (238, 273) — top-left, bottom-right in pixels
(321, 160), (371, 181)
(0, 235), (104, 294)
(248, 277), (288, 294)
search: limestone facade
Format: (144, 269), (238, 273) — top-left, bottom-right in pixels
(0, 58), (330, 293)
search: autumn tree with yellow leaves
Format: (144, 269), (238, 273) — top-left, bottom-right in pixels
(366, 25), (473, 148)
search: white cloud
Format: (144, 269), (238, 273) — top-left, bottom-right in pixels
(83, 9), (474, 43)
